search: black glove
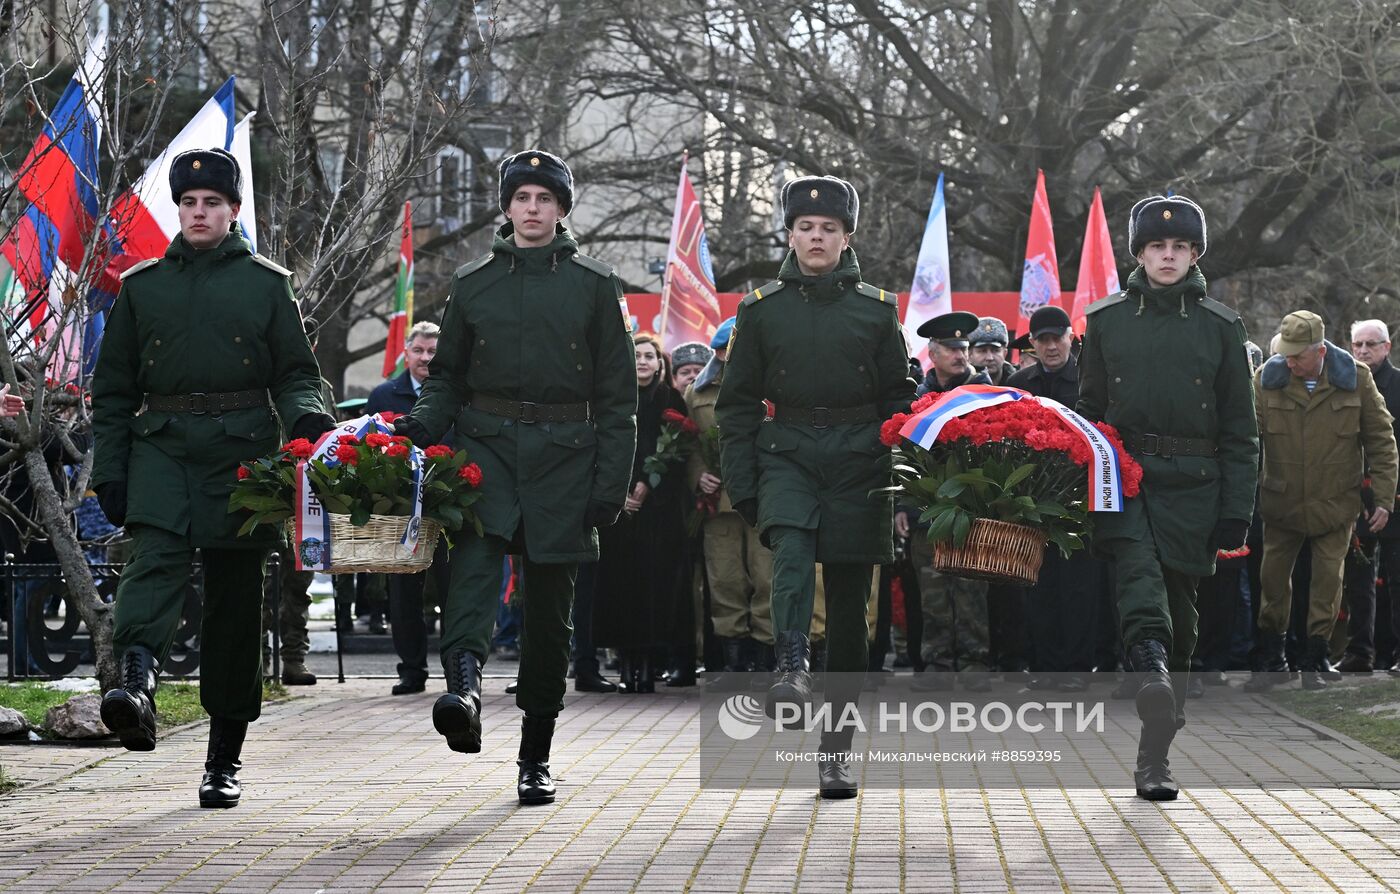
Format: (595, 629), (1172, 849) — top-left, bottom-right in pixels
(392, 415), (430, 445)
(734, 498), (758, 528)
(290, 413), (336, 442)
(96, 481), (128, 528)
(585, 501), (622, 529)
(1210, 518), (1249, 553)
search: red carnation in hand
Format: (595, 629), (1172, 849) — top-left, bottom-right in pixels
(337, 434), (360, 446)
(386, 443), (410, 459)
(424, 445), (455, 460)
(880, 413), (910, 447)
(378, 411), (401, 423)
(281, 438), (314, 459)
(236, 465), (251, 480)
(365, 432), (391, 449)
(335, 444), (361, 465)
(459, 463), (483, 486)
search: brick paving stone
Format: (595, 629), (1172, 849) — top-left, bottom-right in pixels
(3, 678), (1400, 892)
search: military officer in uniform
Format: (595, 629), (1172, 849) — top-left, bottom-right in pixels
(92, 148), (334, 807)
(968, 316), (1016, 385)
(1077, 195), (1258, 801)
(393, 150), (636, 806)
(716, 175), (914, 798)
(901, 312), (994, 691)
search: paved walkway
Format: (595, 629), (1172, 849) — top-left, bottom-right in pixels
(3, 678), (1400, 893)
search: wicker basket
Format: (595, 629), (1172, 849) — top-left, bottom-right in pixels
(285, 514), (444, 575)
(932, 518), (1047, 586)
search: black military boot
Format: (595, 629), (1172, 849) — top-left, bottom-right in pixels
(1317, 638), (1344, 682)
(636, 654), (656, 693)
(1126, 639), (1175, 726)
(100, 646), (159, 752)
(199, 717), (248, 808)
(574, 656), (617, 693)
(818, 727), (858, 799)
(1300, 636), (1329, 690)
(722, 637), (745, 673)
(765, 631), (813, 724)
(1244, 632), (1288, 691)
(433, 650), (483, 753)
(1133, 721), (1180, 801)
(517, 715), (557, 805)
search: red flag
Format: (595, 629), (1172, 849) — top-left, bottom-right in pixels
(1017, 169), (1061, 336)
(382, 202), (413, 378)
(1071, 188), (1120, 336)
(659, 154), (721, 349)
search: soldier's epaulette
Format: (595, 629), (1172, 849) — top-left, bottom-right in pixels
(741, 280), (785, 307)
(1084, 291), (1130, 315)
(854, 282), (897, 306)
(251, 254), (292, 276)
(118, 258), (161, 281)
(454, 253), (494, 279)
(571, 253), (614, 278)
(1198, 295), (1241, 323)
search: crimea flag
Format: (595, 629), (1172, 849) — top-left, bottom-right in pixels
(382, 201), (414, 378)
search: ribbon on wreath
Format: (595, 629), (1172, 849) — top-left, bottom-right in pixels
(292, 413), (426, 571)
(897, 384), (1125, 512)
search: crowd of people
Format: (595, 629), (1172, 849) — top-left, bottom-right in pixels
(10, 142), (1395, 809)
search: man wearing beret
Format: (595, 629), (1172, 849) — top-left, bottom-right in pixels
(1248, 311), (1397, 690)
(717, 175), (914, 798)
(1077, 194), (1258, 801)
(686, 317), (775, 675)
(968, 316), (1016, 385)
(92, 148), (335, 807)
(392, 149), (636, 806)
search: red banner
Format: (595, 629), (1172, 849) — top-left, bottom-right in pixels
(1070, 187), (1119, 337)
(658, 156), (722, 350)
(1017, 169), (1062, 335)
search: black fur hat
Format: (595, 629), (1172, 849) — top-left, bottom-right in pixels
(1128, 195), (1207, 259)
(169, 148), (241, 204)
(782, 175), (859, 232)
(498, 149), (573, 215)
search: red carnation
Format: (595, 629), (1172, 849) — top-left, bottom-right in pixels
(337, 434), (360, 446)
(365, 432), (391, 449)
(910, 393), (939, 414)
(390, 435), (412, 446)
(335, 444), (361, 465)
(378, 411), (401, 423)
(880, 413), (910, 447)
(236, 465), (251, 480)
(424, 445), (455, 460)
(282, 438), (314, 459)
(459, 463), (483, 486)
(386, 443), (409, 459)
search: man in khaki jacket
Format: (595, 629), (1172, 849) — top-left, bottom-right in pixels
(1250, 310), (1399, 690)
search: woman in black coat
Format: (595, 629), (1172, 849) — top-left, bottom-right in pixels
(593, 334), (691, 692)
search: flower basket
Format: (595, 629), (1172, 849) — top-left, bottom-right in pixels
(932, 518), (1047, 586)
(283, 514), (444, 575)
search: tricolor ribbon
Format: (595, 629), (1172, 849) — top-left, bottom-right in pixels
(897, 384), (1126, 513)
(292, 413), (427, 571)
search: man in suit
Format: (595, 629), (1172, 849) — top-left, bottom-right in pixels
(367, 321), (451, 694)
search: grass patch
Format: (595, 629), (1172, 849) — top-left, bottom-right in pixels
(0, 678), (294, 734)
(1268, 677), (1400, 762)
(0, 765), (19, 795)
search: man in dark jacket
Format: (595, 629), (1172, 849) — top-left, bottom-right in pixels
(1341, 319), (1400, 674)
(367, 321), (451, 696)
(393, 150), (636, 806)
(92, 149), (334, 808)
(968, 316), (1016, 385)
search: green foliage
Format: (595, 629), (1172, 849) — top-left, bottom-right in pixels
(890, 440), (1089, 557)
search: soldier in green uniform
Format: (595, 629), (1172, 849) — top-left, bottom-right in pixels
(393, 150), (636, 806)
(1077, 195), (1258, 801)
(716, 175), (915, 799)
(91, 149), (334, 808)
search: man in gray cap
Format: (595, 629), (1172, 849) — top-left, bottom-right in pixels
(671, 341), (713, 394)
(968, 316), (1015, 385)
(1249, 310), (1397, 691)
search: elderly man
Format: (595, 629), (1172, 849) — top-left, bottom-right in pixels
(1249, 312), (1399, 690)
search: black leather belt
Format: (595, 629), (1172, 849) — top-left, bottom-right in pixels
(470, 393), (590, 423)
(144, 389), (269, 415)
(1128, 433), (1217, 458)
(772, 403), (879, 428)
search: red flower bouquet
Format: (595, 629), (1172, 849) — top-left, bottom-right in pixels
(883, 388), (1144, 568)
(642, 407), (700, 488)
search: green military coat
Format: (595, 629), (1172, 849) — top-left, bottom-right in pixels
(715, 248), (915, 563)
(1077, 266), (1259, 576)
(402, 223), (636, 563)
(91, 233), (329, 549)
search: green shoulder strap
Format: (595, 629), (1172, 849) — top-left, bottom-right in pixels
(854, 282), (897, 306)
(571, 253), (614, 277)
(1085, 291), (1130, 315)
(1199, 295), (1241, 323)
(454, 253), (495, 279)
(740, 279), (785, 308)
(118, 257), (161, 281)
